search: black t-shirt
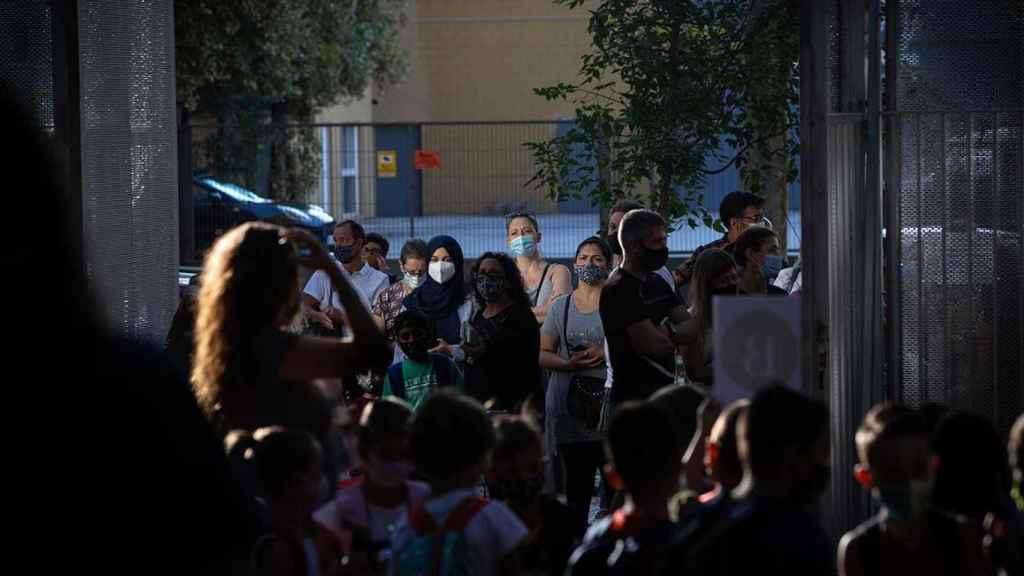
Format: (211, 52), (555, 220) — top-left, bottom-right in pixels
(467, 301), (542, 411)
(678, 494), (835, 576)
(600, 268), (682, 404)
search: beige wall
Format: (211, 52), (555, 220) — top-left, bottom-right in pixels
(374, 0), (594, 122)
(315, 0), (602, 216)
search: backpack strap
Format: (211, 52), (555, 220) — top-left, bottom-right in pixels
(445, 497), (489, 531)
(561, 293), (571, 355)
(387, 361), (407, 399)
(429, 353), (453, 388)
(409, 503), (439, 536)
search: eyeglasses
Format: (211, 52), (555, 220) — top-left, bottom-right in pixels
(739, 215), (774, 230)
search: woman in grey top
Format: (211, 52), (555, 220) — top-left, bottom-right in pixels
(540, 236), (611, 537)
(507, 211), (572, 324)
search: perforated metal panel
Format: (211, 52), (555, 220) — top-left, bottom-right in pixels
(892, 0), (1023, 435)
(0, 0), (54, 129)
(78, 0), (179, 343)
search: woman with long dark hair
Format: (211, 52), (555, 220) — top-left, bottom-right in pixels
(463, 251), (542, 411)
(192, 224), (390, 488)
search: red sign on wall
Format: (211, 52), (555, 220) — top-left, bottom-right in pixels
(414, 150), (441, 170)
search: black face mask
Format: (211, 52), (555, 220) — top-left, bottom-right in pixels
(607, 233), (623, 256)
(712, 284), (739, 297)
(800, 463), (831, 500)
(491, 476), (544, 509)
(398, 336), (432, 362)
(639, 246), (669, 271)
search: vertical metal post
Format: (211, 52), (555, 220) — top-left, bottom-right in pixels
(883, 0), (903, 399)
(51, 0), (83, 271)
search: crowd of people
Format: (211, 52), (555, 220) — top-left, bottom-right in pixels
(154, 188), (1024, 575)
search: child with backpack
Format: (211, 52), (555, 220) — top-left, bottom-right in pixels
(383, 310), (464, 409)
(392, 390), (528, 576)
(838, 404), (987, 576)
(314, 398), (431, 575)
(567, 401), (682, 575)
(244, 427), (331, 576)
(488, 415), (575, 576)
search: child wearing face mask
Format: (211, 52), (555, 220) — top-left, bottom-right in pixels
(838, 404), (986, 576)
(381, 310), (464, 409)
(244, 427), (331, 576)
(488, 415), (576, 576)
(314, 398), (430, 574)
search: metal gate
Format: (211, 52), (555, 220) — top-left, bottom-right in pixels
(886, 0), (1023, 437)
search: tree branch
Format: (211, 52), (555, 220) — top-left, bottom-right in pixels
(700, 127), (790, 175)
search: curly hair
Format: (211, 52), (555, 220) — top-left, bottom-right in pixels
(470, 251), (529, 307)
(192, 222), (300, 426)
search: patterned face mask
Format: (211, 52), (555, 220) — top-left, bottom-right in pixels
(576, 263), (609, 286)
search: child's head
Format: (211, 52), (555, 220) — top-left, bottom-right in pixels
(393, 309), (434, 362)
(359, 397), (415, 488)
(931, 410), (1010, 518)
(411, 390), (496, 490)
(1011, 413), (1024, 489)
(745, 386), (830, 503)
(605, 401), (681, 504)
(488, 416), (545, 509)
(245, 427), (325, 512)
(705, 399), (750, 491)
(853, 404), (930, 520)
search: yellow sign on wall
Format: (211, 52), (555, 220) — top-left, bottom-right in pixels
(377, 150), (397, 178)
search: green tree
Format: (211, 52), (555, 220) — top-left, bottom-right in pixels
(528, 0), (798, 233)
(175, 0), (407, 201)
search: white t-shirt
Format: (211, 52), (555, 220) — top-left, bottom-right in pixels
(304, 261), (390, 313)
(389, 489), (528, 576)
(313, 479), (431, 544)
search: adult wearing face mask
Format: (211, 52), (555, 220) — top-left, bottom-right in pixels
(727, 226), (787, 296)
(676, 191), (769, 293)
(303, 220), (390, 334)
(402, 235), (473, 361)
(506, 212), (572, 324)
(606, 200), (676, 291)
(540, 236), (613, 537)
(372, 239), (429, 363)
(600, 210), (692, 407)
(678, 249), (740, 385)
(463, 252), (542, 411)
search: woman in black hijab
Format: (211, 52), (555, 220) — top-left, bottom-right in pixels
(403, 235), (473, 355)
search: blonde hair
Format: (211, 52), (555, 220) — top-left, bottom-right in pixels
(192, 222), (299, 428)
(691, 248), (738, 342)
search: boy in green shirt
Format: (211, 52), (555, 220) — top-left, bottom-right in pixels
(383, 310), (464, 408)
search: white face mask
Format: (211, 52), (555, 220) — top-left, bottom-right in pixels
(429, 261), (456, 284)
(404, 272), (423, 289)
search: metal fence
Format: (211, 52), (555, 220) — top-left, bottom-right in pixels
(887, 0), (1024, 437)
(180, 121), (802, 265)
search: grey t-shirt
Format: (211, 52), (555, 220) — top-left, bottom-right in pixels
(542, 294), (606, 446)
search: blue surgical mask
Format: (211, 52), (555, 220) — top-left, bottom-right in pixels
(761, 254), (784, 279)
(875, 480), (931, 522)
(510, 235), (537, 258)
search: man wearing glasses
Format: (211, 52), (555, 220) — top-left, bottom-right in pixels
(674, 191), (771, 295)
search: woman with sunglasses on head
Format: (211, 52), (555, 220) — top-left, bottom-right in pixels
(463, 252), (542, 411)
(507, 212), (572, 324)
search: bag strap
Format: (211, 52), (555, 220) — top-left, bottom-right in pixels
(445, 497), (489, 532)
(561, 293), (572, 359)
(387, 362), (406, 399)
(531, 263), (552, 307)
(430, 353), (453, 388)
